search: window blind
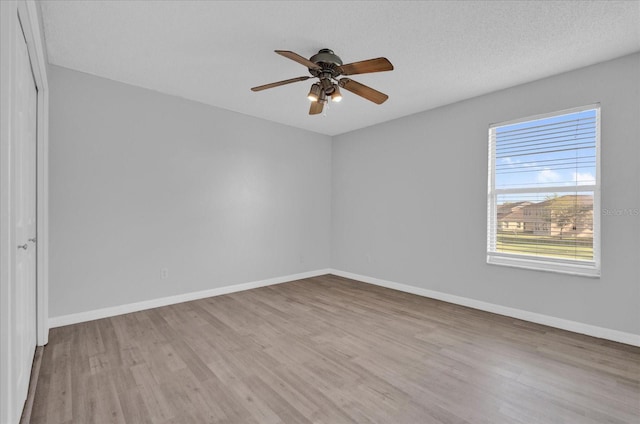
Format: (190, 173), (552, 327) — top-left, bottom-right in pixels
(487, 105), (600, 276)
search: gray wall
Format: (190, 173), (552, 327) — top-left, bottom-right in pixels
(50, 54), (639, 336)
(49, 65), (332, 318)
(332, 53), (640, 335)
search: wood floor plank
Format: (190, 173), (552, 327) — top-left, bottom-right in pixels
(129, 363), (175, 423)
(30, 275), (640, 423)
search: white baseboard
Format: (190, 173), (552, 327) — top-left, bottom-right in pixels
(49, 269), (332, 328)
(329, 269), (640, 347)
(49, 267), (640, 347)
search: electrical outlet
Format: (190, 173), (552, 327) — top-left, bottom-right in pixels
(160, 268), (169, 279)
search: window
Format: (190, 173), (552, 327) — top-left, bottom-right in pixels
(487, 104), (600, 277)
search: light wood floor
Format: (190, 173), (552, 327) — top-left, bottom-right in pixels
(30, 275), (640, 423)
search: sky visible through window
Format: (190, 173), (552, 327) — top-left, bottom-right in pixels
(495, 108), (597, 203)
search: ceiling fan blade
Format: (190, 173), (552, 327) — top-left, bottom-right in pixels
(338, 78), (389, 104)
(338, 57), (393, 76)
(275, 50), (321, 70)
(251, 76), (311, 92)
(309, 100), (324, 115)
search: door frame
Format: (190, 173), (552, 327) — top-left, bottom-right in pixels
(0, 0), (49, 422)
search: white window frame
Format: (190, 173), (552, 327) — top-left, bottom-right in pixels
(487, 104), (601, 277)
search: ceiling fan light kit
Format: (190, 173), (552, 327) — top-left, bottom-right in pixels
(331, 85), (342, 102)
(251, 48), (393, 115)
(307, 83), (321, 101)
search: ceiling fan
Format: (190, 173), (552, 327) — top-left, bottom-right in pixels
(251, 49), (394, 115)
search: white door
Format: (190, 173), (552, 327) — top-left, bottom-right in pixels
(13, 18), (38, 412)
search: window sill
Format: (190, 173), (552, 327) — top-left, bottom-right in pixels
(487, 254), (600, 278)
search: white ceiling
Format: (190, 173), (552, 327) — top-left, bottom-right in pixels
(40, 1), (640, 136)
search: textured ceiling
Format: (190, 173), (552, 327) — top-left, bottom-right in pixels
(40, 1), (640, 136)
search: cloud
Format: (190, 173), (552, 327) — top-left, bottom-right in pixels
(573, 172), (595, 185)
(537, 168), (561, 183)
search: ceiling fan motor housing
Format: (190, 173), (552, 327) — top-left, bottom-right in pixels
(310, 49), (343, 67)
(309, 49), (343, 79)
